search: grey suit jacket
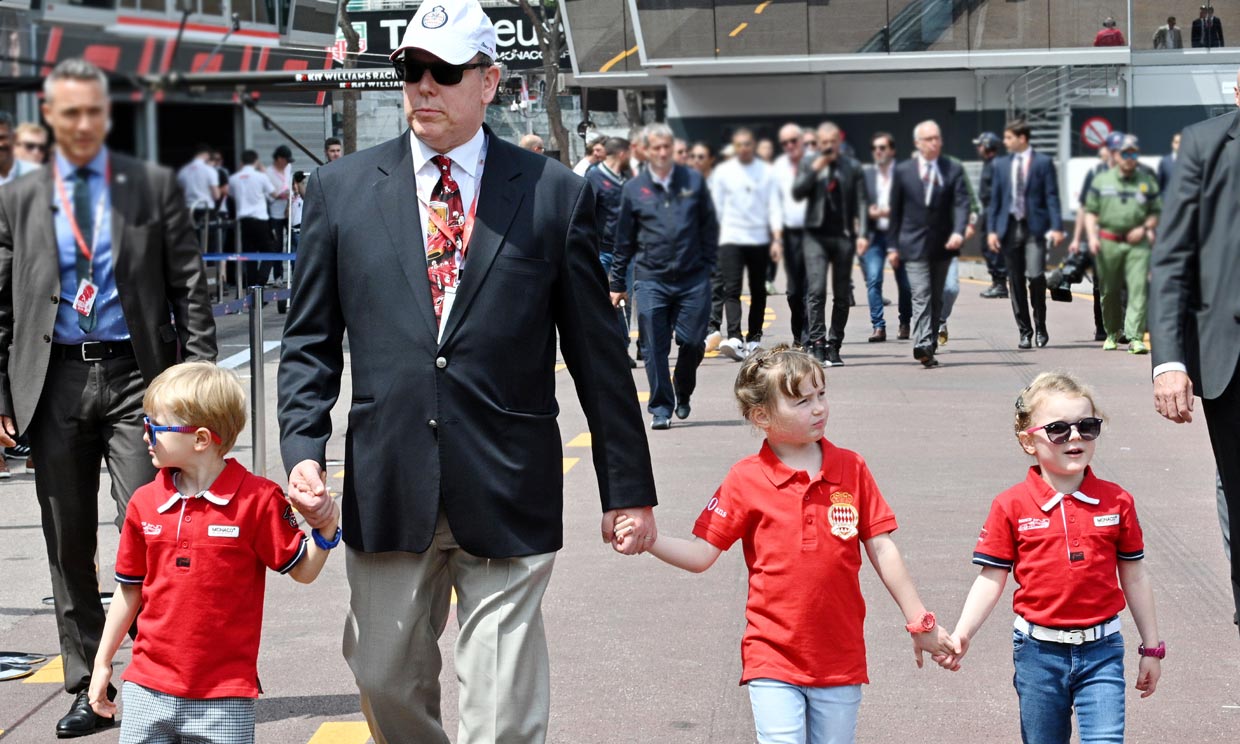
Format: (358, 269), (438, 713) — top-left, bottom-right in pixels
(1150, 111), (1240, 400)
(0, 150), (217, 429)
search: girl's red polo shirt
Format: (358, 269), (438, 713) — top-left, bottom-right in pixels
(693, 438), (897, 687)
(114, 459), (307, 698)
(972, 466), (1145, 628)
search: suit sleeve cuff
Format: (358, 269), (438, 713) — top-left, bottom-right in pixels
(1152, 362), (1187, 380)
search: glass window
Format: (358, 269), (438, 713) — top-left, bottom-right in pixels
(1132, 1), (1191, 51)
(807, 0), (889, 55)
(201, 0), (224, 15)
(565, 0), (640, 73)
(1052, 1), (1128, 49)
(886, 0), (969, 54)
(968, 0), (1049, 50)
(634, 0), (716, 59)
(715, 1), (809, 58)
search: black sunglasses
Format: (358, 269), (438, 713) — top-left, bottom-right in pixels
(392, 57), (491, 86)
(779, 138), (799, 146)
(1024, 417), (1103, 444)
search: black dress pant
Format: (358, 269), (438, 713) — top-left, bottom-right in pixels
(1002, 218), (1048, 336)
(803, 231), (852, 348)
(717, 243), (770, 342)
(1204, 364), (1240, 635)
(782, 228), (807, 346)
(239, 217), (273, 287)
(27, 351), (155, 694)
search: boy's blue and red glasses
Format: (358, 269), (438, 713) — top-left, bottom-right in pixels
(1024, 417), (1103, 445)
(143, 416), (222, 447)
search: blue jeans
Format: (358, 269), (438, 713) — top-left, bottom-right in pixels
(748, 678), (862, 744)
(860, 232), (911, 330)
(1012, 629), (1125, 744)
(941, 256), (959, 322)
(636, 274), (710, 418)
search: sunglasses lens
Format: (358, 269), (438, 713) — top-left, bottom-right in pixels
(1078, 418), (1102, 440)
(395, 59), (466, 85)
(1042, 422), (1072, 444)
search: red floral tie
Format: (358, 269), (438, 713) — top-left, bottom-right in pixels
(426, 154), (466, 324)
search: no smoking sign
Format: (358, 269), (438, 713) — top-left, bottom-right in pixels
(1081, 117), (1113, 150)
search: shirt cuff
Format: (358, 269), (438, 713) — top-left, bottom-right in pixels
(1152, 362), (1187, 380)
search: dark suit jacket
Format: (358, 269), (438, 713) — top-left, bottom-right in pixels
(988, 150), (1064, 239)
(0, 150), (217, 429)
(792, 154), (866, 238)
(277, 127), (657, 558)
(1157, 154), (1176, 195)
(887, 157), (970, 262)
(1150, 111), (1240, 400)
(1192, 17), (1224, 47)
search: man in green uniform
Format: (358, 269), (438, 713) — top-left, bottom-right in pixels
(1084, 134), (1161, 354)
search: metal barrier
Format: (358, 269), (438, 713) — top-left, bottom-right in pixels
(248, 285), (267, 477)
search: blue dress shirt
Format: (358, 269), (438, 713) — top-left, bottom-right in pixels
(52, 147), (130, 344)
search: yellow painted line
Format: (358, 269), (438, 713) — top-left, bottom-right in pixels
(599, 45), (638, 73)
(729, 22), (748, 37)
(332, 469), (345, 479)
(555, 363), (567, 372)
(23, 655), (63, 684)
(629, 330), (639, 339)
(762, 322), (772, 330)
(704, 350), (720, 358)
(566, 432), (592, 448)
(451, 588), (457, 606)
(563, 458), (580, 474)
(637, 391), (650, 402)
(755, 1), (773, 13)
(307, 721), (372, 744)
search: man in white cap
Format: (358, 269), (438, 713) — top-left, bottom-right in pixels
(277, 1), (658, 743)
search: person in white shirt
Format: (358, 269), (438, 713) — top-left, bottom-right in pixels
(772, 123), (809, 347)
(706, 127), (782, 361)
(573, 135), (604, 175)
(267, 145), (294, 284)
(228, 150), (276, 286)
(176, 144), (221, 234)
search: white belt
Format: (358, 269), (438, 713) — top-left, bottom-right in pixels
(1014, 616), (1121, 646)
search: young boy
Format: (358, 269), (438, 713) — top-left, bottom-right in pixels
(88, 361), (340, 742)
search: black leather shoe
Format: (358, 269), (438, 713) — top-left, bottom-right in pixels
(57, 690), (115, 738)
(1094, 329), (1107, 342)
(897, 324), (910, 340)
(979, 283), (1008, 299)
(650, 415), (671, 431)
(675, 400), (691, 420)
(628, 355), (638, 369)
(1018, 334), (1033, 349)
(1035, 330), (1049, 348)
(810, 343), (827, 365)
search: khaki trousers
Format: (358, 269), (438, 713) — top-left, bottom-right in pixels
(343, 513), (556, 744)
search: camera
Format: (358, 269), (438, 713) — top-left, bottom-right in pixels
(1046, 250), (1091, 303)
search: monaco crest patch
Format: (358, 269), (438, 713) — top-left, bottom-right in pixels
(828, 491), (859, 540)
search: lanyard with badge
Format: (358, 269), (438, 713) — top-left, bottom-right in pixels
(53, 159), (109, 321)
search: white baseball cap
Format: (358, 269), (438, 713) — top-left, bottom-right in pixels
(389, 0), (499, 66)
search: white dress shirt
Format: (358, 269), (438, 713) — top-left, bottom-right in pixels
(267, 165), (290, 220)
(772, 153), (806, 230)
(873, 161), (894, 231)
(228, 165), (275, 220)
(410, 127), (487, 337)
(916, 155), (942, 207)
(711, 157), (782, 245)
(176, 157), (217, 210)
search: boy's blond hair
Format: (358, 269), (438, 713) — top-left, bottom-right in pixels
(1014, 371), (1106, 436)
(143, 362), (247, 452)
(734, 344), (825, 422)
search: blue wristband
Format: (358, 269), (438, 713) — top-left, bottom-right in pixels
(311, 526), (342, 550)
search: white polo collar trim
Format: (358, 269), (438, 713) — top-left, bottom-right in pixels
(1040, 489), (1100, 512)
(156, 473), (231, 513)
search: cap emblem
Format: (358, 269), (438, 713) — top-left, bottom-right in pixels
(422, 5), (448, 29)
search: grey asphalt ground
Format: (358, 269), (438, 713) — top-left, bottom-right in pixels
(0, 263), (1236, 743)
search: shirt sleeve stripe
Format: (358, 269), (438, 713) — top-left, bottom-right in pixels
(1117, 549), (1145, 561)
(972, 552), (1013, 570)
(277, 536), (308, 574)
(115, 572), (145, 585)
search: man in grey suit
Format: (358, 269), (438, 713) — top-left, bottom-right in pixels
(1150, 69), (1240, 635)
(278, 2), (657, 742)
(1153, 16), (1184, 49)
(0, 58), (216, 737)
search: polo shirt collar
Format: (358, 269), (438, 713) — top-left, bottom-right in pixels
(155, 458), (247, 513)
(1025, 466), (1102, 512)
(411, 127), (486, 181)
(757, 437), (841, 488)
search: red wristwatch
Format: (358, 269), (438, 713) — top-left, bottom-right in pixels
(1137, 641), (1166, 659)
(905, 611), (936, 634)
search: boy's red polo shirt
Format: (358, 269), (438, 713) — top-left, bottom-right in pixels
(693, 438), (897, 687)
(972, 466), (1145, 628)
(114, 458), (307, 699)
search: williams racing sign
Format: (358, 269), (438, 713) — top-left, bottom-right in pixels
(347, 7), (569, 70)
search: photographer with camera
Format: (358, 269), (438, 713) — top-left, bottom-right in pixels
(1082, 134), (1161, 354)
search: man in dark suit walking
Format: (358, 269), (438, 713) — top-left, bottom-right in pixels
(1157, 132), (1180, 194)
(0, 58), (216, 737)
(886, 120), (970, 368)
(1150, 70), (1240, 635)
(792, 121), (867, 367)
(277, 3), (657, 742)
(1192, 5), (1225, 48)
(987, 119), (1064, 349)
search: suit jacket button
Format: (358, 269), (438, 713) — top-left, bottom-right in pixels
(42, 334), (50, 343)
(50, 296), (59, 304)
(435, 357), (447, 369)
(428, 419), (438, 429)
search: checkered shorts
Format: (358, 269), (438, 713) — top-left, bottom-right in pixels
(119, 681), (256, 744)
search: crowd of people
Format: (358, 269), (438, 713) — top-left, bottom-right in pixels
(0, 0), (1238, 741)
